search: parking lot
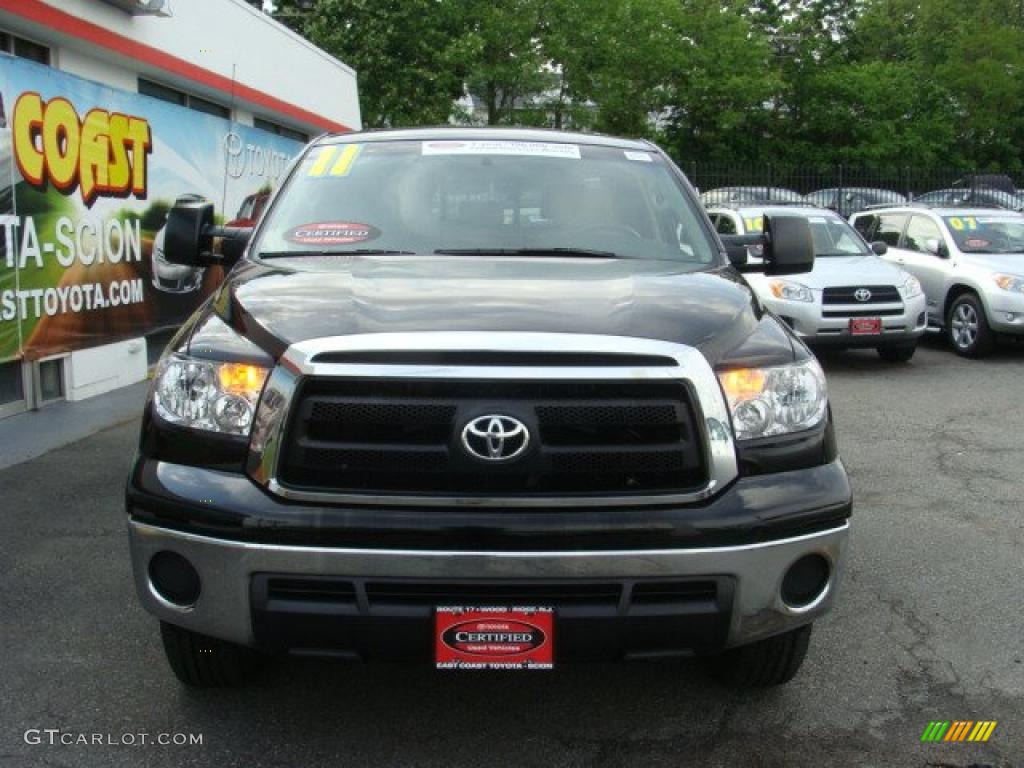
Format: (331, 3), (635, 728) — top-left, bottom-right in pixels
(1, 337), (1022, 768)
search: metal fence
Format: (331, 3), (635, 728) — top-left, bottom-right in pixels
(684, 164), (1024, 216)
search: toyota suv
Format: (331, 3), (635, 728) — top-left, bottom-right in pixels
(851, 205), (1024, 356)
(127, 129), (851, 688)
(709, 204), (927, 362)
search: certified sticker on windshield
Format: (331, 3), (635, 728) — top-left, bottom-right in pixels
(286, 221), (380, 246)
(422, 140), (581, 159)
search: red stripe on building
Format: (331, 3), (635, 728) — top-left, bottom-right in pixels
(0, 0), (352, 134)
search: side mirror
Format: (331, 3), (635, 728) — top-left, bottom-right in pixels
(924, 238), (948, 258)
(871, 241), (888, 256)
(726, 244), (748, 267)
(163, 201), (252, 267)
(762, 215), (815, 275)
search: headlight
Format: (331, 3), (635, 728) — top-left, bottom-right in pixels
(154, 354), (270, 436)
(993, 274), (1024, 293)
(899, 275), (923, 299)
(717, 359), (828, 440)
(768, 280), (813, 302)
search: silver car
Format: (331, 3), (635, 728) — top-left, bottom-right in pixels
(851, 205), (1024, 356)
(710, 205), (927, 361)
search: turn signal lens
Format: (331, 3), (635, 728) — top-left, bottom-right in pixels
(718, 368), (767, 402)
(218, 362), (269, 398)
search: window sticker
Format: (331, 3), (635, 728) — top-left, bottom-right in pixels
(623, 150), (654, 163)
(744, 216), (764, 232)
(948, 216), (978, 231)
(964, 238), (991, 249)
(307, 144), (362, 177)
(421, 140), (581, 159)
(286, 221), (380, 246)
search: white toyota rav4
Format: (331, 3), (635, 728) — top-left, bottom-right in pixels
(851, 205), (1024, 357)
(709, 205), (927, 362)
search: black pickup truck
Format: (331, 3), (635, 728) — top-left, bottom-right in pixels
(127, 128), (851, 687)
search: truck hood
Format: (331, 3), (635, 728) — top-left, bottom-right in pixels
(190, 255), (798, 368)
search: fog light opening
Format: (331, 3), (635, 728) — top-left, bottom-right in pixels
(781, 554), (830, 609)
(148, 550), (201, 607)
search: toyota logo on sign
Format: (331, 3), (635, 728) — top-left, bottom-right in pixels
(461, 416), (530, 462)
(854, 288), (872, 302)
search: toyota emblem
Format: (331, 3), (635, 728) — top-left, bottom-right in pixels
(854, 288), (872, 302)
(461, 415), (530, 462)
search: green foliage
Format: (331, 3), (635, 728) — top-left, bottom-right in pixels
(275, 0), (1024, 169)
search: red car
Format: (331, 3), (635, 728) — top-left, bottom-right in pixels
(226, 192), (269, 228)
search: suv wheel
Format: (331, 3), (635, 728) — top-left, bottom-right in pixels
(159, 621), (266, 687)
(706, 624), (812, 688)
(947, 293), (993, 357)
(876, 342), (916, 363)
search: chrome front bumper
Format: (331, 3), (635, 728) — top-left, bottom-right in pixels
(129, 520), (849, 651)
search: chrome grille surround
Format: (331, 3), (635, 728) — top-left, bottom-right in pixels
(246, 332), (739, 507)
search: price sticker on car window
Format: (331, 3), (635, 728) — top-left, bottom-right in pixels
(744, 216), (764, 233)
(306, 144), (362, 178)
(948, 216), (978, 231)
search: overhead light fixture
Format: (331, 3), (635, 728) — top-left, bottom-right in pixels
(97, 0), (171, 16)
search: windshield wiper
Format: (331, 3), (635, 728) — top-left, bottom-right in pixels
(259, 249), (416, 258)
(434, 247), (619, 258)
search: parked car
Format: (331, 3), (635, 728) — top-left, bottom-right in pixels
(805, 187), (907, 218)
(913, 187), (1024, 211)
(851, 205), (1024, 356)
(709, 205), (927, 361)
(700, 186), (804, 206)
(150, 193), (207, 293)
(128, 128), (852, 688)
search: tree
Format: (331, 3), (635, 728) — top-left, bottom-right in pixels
(279, 0), (470, 128)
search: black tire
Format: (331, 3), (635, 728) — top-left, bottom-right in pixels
(159, 621), (265, 688)
(946, 293), (994, 357)
(706, 624), (812, 688)
(876, 342), (916, 363)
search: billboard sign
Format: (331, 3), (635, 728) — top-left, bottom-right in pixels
(0, 55), (304, 362)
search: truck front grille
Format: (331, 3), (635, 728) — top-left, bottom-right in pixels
(277, 379), (707, 499)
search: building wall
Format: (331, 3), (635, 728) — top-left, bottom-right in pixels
(0, 0), (360, 136)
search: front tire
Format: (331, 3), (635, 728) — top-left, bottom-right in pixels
(706, 624), (812, 688)
(947, 293), (994, 357)
(159, 621), (265, 688)
(877, 342), (916, 363)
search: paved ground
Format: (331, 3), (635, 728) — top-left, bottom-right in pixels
(1, 337), (1022, 767)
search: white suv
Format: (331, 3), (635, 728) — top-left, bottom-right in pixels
(709, 205), (927, 362)
(851, 206), (1024, 357)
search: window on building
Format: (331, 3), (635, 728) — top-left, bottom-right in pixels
(254, 116), (308, 143)
(0, 360), (24, 407)
(138, 78), (230, 118)
(37, 358), (64, 402)
(0, 30), (51, 65)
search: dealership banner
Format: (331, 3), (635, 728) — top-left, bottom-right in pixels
(0, 55), (303, 362)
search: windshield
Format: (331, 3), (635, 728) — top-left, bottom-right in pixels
(738, 212), (869, 257)
(253, 139), (717, 266)
(942, 215), (1024, 254)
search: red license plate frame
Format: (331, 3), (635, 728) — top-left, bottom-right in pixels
(849, 317), (882, 335)
(435, 606), (554, 670)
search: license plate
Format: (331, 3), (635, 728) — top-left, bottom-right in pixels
(435, 606), (554, 670)
(849, 317), (882, 335)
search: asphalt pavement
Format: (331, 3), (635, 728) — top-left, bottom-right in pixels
(1, 336), (1022, 767)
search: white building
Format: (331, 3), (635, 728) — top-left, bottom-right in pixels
(0, 0), (360, 417)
